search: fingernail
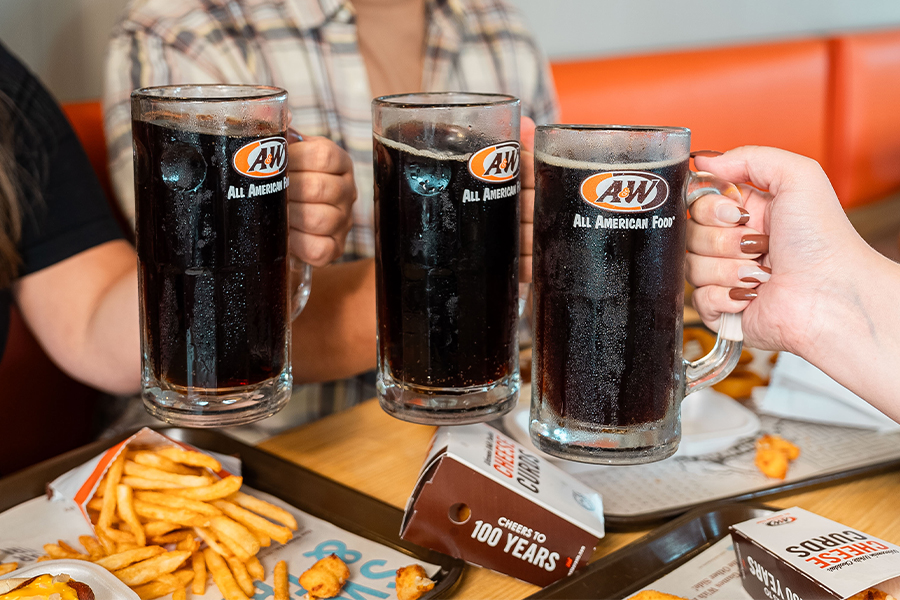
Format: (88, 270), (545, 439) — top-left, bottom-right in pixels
(729, 288), (758, 301)
(690, 150), (723, 158)
(741, 234), (769, 254)
(738, 266), (771, 284)
(715, 204), (750, 225)
(287, 127), (303, 143)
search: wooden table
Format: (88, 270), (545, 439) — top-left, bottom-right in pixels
(260, 399), (900, 599)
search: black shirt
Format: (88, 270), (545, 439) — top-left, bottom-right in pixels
(0, 42), (124, 358)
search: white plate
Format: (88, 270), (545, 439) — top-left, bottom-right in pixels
(504, 384), (760, 462)
(1, 558), (140, 599)
(678, 387), (761, 456)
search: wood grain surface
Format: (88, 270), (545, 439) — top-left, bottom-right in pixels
(260, 399), (900, 599)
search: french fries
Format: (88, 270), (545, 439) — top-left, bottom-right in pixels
(158, 446), (222, 471)
(132, 570), (193, 600)
(124, 461), (211, 488)
(143, 521), (181, 537)
(95, 545), (165, 571)
(113, 549), (191, 586)
(232, 491), (298, 530)
(98, 454), (126, 531)
(214, 499), (293, 544)
(136, 491), (223, 516)
(191, 550), (207, 595)
(0, 562), (18, 576)
(43, 542), (90, 561)
(79, 534), (105, 560)
(34, 443), (300, 600)
(227, 555), (257, 597)
(172, 476), (243, 501)
(246, 555), (265, 582)
(274, 559), (289, 600)
(132, 450), (203, 476)
(133, 499), (211, 528)
(117, 484), (147, 546)
(209, 516), (260, 559)
(205, 547), (250, 600)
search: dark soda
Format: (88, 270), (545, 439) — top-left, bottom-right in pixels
(532, 153), (688, 426)
(133, 117), (289, 391)
(373, 123), (519, 389)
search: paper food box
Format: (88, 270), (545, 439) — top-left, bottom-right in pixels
(400, 423), (604, 587)
(48, 428), (238, 523)
(730, 507), (900, 600)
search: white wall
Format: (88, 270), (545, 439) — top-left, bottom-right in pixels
(0, 0), (128, 102)
(512, 0), (900, 60)
(3, 0), (900, 101)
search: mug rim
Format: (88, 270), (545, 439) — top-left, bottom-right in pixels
(132, 84), (287, 102)
(372, 91), (519, 109)
(537, 124), (690, 135)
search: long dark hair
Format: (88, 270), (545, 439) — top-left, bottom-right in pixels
(0, 94), (21, 288)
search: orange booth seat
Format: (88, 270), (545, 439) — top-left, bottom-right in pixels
(828, 29), (900, 209)
(551, 39), (831, 168)
(0, 103), (120, 475)
(550, 29), (900, 210)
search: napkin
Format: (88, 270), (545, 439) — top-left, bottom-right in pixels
(756, 352), (900, 432)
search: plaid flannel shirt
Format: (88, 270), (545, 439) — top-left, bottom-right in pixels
(103, 0), (558, 423)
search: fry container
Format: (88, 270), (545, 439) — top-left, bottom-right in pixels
(47, 427), (237, 526)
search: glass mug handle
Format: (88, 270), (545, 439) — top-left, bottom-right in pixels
(291, 259), (313, 320)
(286, 128), (313, 321)
(683, 171), (745, 394)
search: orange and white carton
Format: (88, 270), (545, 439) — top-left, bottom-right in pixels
(731, 507), (900, 600)
(47, 427), (237, 526)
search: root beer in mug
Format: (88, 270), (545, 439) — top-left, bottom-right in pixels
(372, 93), (521, 425)
(132, 85), (311, 427)
(530, 125), (744, 464)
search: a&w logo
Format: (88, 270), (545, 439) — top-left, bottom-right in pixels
(580, 171), (669, 213)
(764, 515), (797, 527)
(468, 141), (520, 183)
(233, 136), (288, 179)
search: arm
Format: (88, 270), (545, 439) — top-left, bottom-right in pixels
(800, 248), (900, 419)
(292, 259), (377, 383)
(13, 240), (141, 395)
(687, 146), (900, 420)
(285, 135), (373, 383)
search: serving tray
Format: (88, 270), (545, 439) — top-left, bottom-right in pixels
(525, 503), (773, 599)
(0, 426), (465, 598)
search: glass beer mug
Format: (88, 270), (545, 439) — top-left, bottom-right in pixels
(132, 85), (311, 427)
(530, 125), (743, 464)
(372, 92), (522, 425)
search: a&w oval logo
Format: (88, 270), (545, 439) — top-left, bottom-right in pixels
(468, 141), (520, 183)
(233, 136), (288, 179)
(580, 170), (669, 213)
(764, 515), (797, 527)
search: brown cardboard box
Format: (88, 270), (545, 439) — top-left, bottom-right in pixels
(730, 507), (900, 600)
(400, 424), (604, 587)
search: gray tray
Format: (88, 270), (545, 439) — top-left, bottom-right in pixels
(526, 503), (774, 599)
(0, 426), (464, 598)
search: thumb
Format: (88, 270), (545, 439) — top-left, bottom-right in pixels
(692, 146), (828, 198)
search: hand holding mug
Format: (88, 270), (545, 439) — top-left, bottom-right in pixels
(687, 146), (863, 356)
(286, 134), (356, 267)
